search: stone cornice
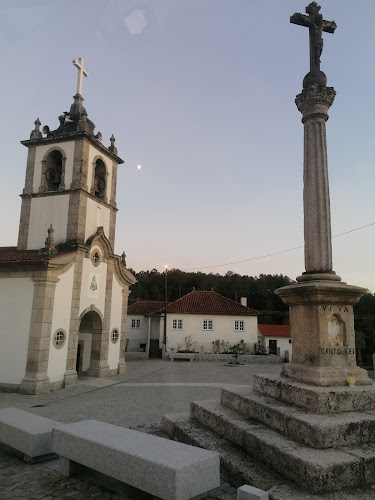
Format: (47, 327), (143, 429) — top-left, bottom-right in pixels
(20, 131), (124, 165)
(20, 188), (118, 212)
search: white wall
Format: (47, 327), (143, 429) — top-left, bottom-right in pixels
(0, 278), (34, 384)
(78, 332), (92, 372)
(79, 251), (107, 317)
(261, 336), (292, 361)
(47, 265), (74, 383)
(108, 274), (123, 369)
(126, 314), (148, 350)
(27, 195), (70, 249)
(33, 141), (75, 193)
(84, 197), (111, 243)
(164, 314), (258, 354)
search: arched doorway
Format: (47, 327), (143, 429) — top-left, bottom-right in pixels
(77, 309), (103, 376)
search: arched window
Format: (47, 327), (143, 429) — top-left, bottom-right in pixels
(45, 150), (63, 191)
(94, 159), (106, 200)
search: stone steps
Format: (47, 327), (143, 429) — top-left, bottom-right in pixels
(253, 375), (375, 414)
(189, 398), (375, 494)
(161, 412), (285, 492)
(220, 385), (375, 449)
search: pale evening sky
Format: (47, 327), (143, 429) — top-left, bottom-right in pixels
(0, 1), (374, 292)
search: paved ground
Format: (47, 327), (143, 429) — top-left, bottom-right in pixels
(0, 360), (282, 500)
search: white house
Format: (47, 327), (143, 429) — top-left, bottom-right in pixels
(0, 60), (136, 394)
(145, 289), (259, 355)
(258, 324), (292, 361)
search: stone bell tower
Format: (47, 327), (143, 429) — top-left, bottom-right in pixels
(17, 58), (122, 252)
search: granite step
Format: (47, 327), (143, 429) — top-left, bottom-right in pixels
(190, 399), (375, 494)
(162, 411), (375, 499)
(161, 412), (285, 492)
(253, 374), (375, 414)
(220, 385), (375, 449)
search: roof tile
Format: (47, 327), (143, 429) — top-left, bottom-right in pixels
(258, 324), (291, 337)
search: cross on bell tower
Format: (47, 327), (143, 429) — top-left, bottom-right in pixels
(73, 57), (89, 96)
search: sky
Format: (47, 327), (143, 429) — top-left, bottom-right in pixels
(1, 0), (374, 292)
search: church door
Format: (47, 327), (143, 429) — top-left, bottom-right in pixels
(78, 310), (103, 376)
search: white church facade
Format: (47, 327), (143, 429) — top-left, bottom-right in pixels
(0, 59), (136, 394)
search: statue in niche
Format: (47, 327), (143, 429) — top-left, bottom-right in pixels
(328, 314), (345, 347)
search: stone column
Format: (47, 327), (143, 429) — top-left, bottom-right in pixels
(64, 254), (83, 387)
(295, 84), (338, 280)
(275, 84), (370, 386)
(118, 288), (130, 374)
(20, 276), (59, 394)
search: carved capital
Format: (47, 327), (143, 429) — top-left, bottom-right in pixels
(296, 85), (336, 117)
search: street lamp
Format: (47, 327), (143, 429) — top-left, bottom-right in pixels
(163, 265), (168, 357)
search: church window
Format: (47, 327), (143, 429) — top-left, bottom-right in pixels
(53, 329), (66, 349)
(131, 319), (141, 328)
(111, 328), (119, 344)
(234, 320), (244, 331)
(94, 159), (106, 200)
(203, 320), (213, 331)
(172, 319), (183, 330)
(91, 251), (101, 267)
(46, 150), (63, 191)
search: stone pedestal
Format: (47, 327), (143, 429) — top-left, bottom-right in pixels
(64, 370), (78, 388)
(19, 375), (51, 395)
(276, 280), (371, 386)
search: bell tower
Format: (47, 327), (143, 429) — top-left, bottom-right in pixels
(17, 58), (123, 252)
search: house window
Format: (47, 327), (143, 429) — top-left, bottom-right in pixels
(234, 320), (244, 331)
(131, 319), (141, 328)
(289, 339), (292, 344)
(172, 319), (183, 330)
(203, 320), (213, 330)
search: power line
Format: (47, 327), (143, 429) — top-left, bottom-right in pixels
(181, 222), (375, 272)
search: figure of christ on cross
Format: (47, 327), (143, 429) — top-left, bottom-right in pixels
(72, 57), (88, 95)
(291, 2), (336, 77)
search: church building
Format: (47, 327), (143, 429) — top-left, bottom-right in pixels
(0, 58), (136, 394)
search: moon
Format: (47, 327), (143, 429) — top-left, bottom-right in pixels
(137, 164), (141, 170)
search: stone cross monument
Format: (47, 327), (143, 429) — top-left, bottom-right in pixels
(275, 2), (371, 387)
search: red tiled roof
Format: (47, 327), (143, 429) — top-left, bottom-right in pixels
(128, 300), (167, 315)
(0, 246), (46, 263)
(258, 324), (291, 337)
(158, 290), (258, 316)
(0, 246), (75, 264)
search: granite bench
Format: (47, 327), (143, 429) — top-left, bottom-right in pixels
(0, 407), (59, 462)
(169, 353), (195, 362)
(52, 419), (220, 500)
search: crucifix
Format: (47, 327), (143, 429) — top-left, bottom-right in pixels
(290, 2), (336, 75)
(72, 57), (89, 95)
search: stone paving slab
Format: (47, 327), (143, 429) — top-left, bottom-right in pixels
(0, 362), (282, 499)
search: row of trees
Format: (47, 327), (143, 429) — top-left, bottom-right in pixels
(128, 268), (375, 366)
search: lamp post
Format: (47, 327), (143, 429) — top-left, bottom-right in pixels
(163, 265), (168, 357)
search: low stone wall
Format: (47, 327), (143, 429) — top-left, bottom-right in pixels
(168, 353), (281, 364)
(125, 352), (149, 361)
